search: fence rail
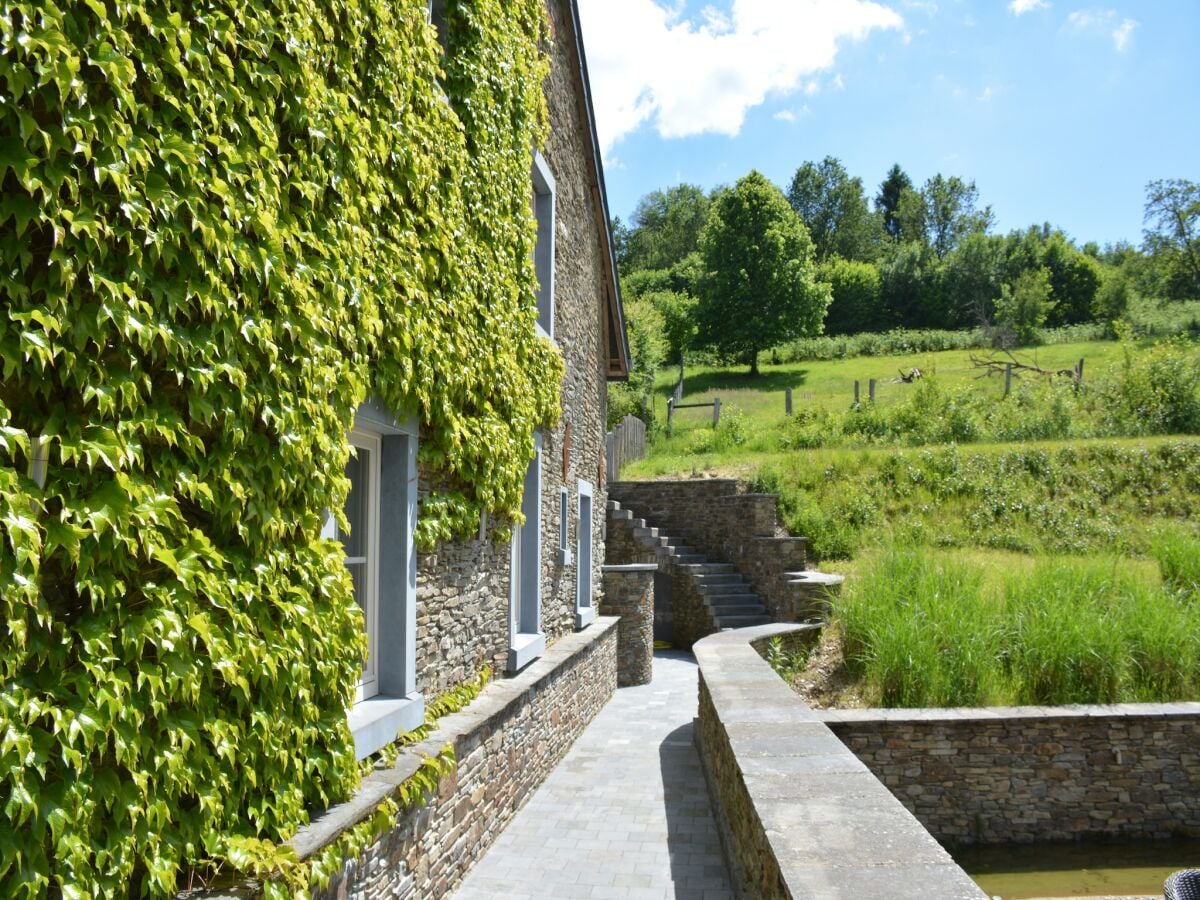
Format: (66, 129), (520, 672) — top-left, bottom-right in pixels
(606, 415), (646, 482)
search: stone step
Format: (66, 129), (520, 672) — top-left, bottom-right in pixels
(694, 573), (744, 585)
(674, 554), (708, 564)
(717, 615), (773, 629)
(704, 590), (759, 604)
(709, 602), (767, 617)
(632, 526), (659, 540)
(679, 562), (735, 573)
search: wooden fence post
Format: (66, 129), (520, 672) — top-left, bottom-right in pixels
(785, 387), (793, 415)
(666, 397), (674, 434)
(868, 379), (876, 403)
(854, 381), (860, 405)
(1004, 363), (1013, 398)
(713, 397), (721, 427)
(1076, 358), (1085, 388)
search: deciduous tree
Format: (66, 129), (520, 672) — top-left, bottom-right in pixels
(697, 171), (830, 375)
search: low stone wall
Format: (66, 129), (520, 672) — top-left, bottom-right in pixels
(822, 704), (1200, 845)
(599, 564), (655, 686)
(185, 619), (617, 899)
(693, 624), (986, 900)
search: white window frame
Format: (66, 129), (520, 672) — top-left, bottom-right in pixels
(344, 428), (382, 701)
(427, 0), (449, 51)
(532, 151), (556, 340)
(557, 485), (573, 566)
(575, 480), (595, 629)
(325, 401), (425, 760)
(509, 434), (545, 671)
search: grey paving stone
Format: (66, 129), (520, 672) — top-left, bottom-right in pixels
(452, 651), (734, 900)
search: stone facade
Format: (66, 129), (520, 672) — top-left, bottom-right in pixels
(694, 624), (986, 900)
(414, 0), (622, 690)
(823, 704), (1200, 845)
(599, 564), (656, 686)
(304, 620), (619, 899)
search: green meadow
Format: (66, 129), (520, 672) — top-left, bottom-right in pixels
(624, 335), (1200, 706)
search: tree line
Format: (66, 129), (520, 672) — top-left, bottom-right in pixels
(609, 159), (1199, 405)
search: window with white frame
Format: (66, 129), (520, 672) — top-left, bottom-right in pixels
(324, 402), (424, 760)
(575, 480), (594, 629)
(509, 435), (545, 671)
(341, 429), (382, 700)
(427, 0), (449, 52)
(557, 486), (572, 566)
(531, 152), (556, 339)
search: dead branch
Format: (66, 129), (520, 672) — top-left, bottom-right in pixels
(969, 350), (1077, 379)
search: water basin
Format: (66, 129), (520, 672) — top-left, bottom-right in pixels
(953, 838), (1200, 899)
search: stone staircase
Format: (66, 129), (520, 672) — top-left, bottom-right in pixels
(610, 500), (772, 631)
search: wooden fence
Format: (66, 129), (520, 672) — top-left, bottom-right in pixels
(606, 415), (646, 481)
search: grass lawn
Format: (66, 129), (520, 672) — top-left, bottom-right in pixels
(623, 335), (1200, 706)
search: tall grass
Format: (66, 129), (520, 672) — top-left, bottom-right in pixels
(1150, 526), (1200, 596)
(833, 544), (1200, 707)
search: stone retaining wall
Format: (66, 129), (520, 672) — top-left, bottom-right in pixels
(609, 480), (836, 624)
(693, 624), (986, 900)
(292, 619), (618, 899)
(599, 565), (655, 686)
(822, 704), (1200, 845)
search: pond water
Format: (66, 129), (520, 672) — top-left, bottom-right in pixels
(953, 838), (1200, 899)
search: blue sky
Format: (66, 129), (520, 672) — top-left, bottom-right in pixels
(576, 0), (1200, 248)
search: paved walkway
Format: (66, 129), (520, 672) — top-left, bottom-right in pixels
(452, 651), (733, 900)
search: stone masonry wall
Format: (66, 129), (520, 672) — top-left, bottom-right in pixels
(599, 565), (655, 686)
(605, 502), (716, 649)
(609, 480), (835, 625)
(694, 624), (986, 900)
(306, 620), (619, 899)
(415, 0), (612, 689)
(822, 705), (1200, 845)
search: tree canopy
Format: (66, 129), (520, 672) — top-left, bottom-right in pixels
(787, 156), (880, 262)
(697, 171), (830, 374)
(1142, 178), (1200, 302)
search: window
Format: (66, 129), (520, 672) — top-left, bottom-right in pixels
(557, 486), (573, 566)
(576, 480), (594, 629)
(531, 152), (556, 339)
(342, 429), (382, 700)
(324, 401), (424, 760)
(427, 0), (449, 53)
(509, 434), (545, 671)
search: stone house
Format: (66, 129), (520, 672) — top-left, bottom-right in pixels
(285, 0), (634, 894)
(342, 0), (628, 761)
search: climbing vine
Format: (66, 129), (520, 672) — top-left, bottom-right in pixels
(0, 0), (558, 895)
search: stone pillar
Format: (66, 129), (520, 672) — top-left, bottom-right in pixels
(600, 564), (656, 686)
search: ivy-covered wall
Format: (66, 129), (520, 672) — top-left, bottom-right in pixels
(0, 0), (561, 895)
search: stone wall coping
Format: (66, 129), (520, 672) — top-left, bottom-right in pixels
(819, 701), (1200, 725)
(610, 478), (740, 486)
(694, 623), (986, 899)
(289, 617), (620, 861)
(601, 563), (658, 572)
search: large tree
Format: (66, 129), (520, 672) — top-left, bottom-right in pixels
(922, 174), (994, 259)
(697, 171), (830, 375)
(787, 156), (880, 262)
(1142, 178), (1200, 301)
(622, 183), (711, 272)
(875, 163), (913, 242)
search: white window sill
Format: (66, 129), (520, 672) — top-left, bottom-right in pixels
(508, 631), (545, 672)
(348, 692), (425, 761)
(575, 607), (595, 630)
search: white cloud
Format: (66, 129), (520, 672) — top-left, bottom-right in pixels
(576, 0), (904, 157)
(1112, 17), (1137, 51)
(774, 109), (797, 122)
(1008, 0), (1048, 15)
(979, 85), (995, 101)
(1067, 8), (1138, 52)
